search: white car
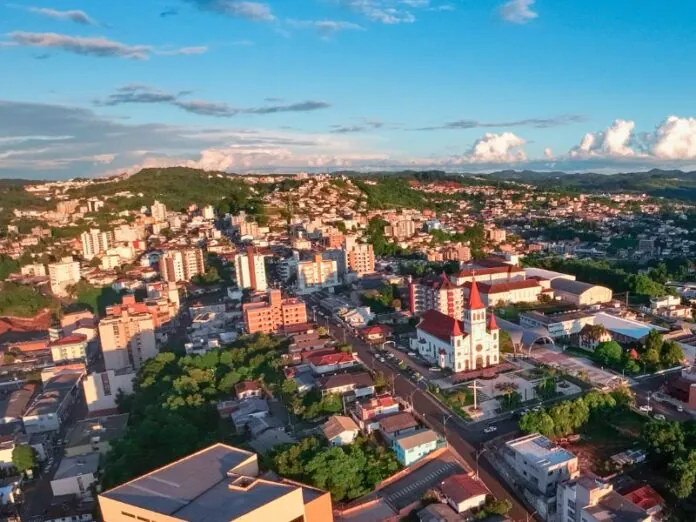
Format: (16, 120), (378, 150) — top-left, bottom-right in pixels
(639, 405), (653, 413)
(483, 425), (497, 434)
(677, 405), (684, 412)
(653, 413), (666, 421)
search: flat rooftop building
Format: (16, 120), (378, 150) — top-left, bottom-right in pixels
(99, 443), (333, 522)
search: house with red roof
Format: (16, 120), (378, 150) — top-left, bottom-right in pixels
(411, 279), (500, 372)
(306, 351), (357, 375)
(49, 334), (88, 363)
(360, 324), (392, 344)
(438, 473), (489, 514)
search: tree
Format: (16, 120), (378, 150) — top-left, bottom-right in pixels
(12, 445), (35, 472)
(668, 450), (696, 499)
(661, 341), (685, 368)
(644, 330), (664, 357)
(306, 446), (367, 501)
(642, 420), (685, 458)
(595, 341), (623, 366)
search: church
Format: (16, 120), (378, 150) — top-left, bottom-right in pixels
(412, 278), (500, 372)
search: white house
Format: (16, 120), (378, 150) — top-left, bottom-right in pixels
(322, 415), (360, 446)
(50, 453), (99, 499)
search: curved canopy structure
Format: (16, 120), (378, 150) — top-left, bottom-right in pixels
(496, 317), (555, 354)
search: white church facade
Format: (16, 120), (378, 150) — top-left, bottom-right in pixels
(412, 279), (500, 372)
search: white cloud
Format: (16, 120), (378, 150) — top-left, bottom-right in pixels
(500, 0), (538, 24)
(456, 132), (527, 163)
(544, 147), (554, 159)
(570, 119), (637, 158)
(286, 19), (365, 37)
(650, 116), (696, 160)
(185, 0), (275, 21)
(28, 7), (98, 26)
(337, 0), (421, 24)
(5, 32), (151, 59)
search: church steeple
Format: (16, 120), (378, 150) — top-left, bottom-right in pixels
(467, 277), (485, 311)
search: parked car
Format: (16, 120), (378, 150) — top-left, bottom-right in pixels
(483, 425), (497, 434)
(677, 405), (684, 412)
(639, 405), (653, 413)
(430, 367), (442, 372)
(408, 351), (417, 357)
(653, 413), (666, 421)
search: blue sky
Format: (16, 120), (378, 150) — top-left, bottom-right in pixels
(2, 0), (696, 179)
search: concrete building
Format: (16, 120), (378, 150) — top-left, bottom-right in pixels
(344, 236), (375, 276)
(413, 280), (500, 372)
(160, 248), (205, 283)
(202, 205), (215, 220)
(235, 247), (268, 292)
(20, 263), (47, 277)
(50, 452), (100, 499)
(150, 200), (167, 222)
(474, 279), (549, 307)
(409, 273), (465, 318)
(98, 443), (334, 522)
(0, 384), (36, 426)
(550, 279), (613, 306)
(82, 369), (136, 414)
(23, 371), (83, 434)
(452, 266), (525, 286)
(557, 474), (652, 522)
(504, 433), (578, 517)
(49, 334), (88, 363)
(297, 254), (339, 293)
(520, 310), (596, 339)
(65, 414), (129, 457)
(80, 228), (114, 260)
(99, 308), (157, 372)
(392, 429), (442, 466)
(385, 219), (416, 240)
(48, 257), (81, 297)
(243, 290), (308, 334)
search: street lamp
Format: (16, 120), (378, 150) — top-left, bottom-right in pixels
(475, 446), (487, 479)
(442, 413), (454, 442)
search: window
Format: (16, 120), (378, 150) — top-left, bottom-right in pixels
(121, 513), (135, 519)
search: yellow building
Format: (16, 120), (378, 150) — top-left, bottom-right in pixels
(99, 443), (333, 522)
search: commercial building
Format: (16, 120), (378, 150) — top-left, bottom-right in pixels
(159, 248), (205, 283)
(80, 228), (114, 260)
(98, 443), (334, 522)
(550, 279), (613, 306)
(48, 257), (81, 297)
(65, 414), (129, 457)
(243, 290), (308, 334)
(51, 452), (100, 499)
(297, 254), (339, 293)
(520, 310), (596, 339)
(413, 280), (500, 372)
(82, 368), (136, 414)
(23, 370), (83, 434)
(49, 334), (88, 363)
(344, 236), (375, 276)
(235, 247), (268, 292)
(452, 266), (525, 286)
(99, 306), (157, 372)
(150, 200), (167, 222)
(557, 474), (652, 522)
(474, 279), (549, 307)
(504, 433), (578, 511)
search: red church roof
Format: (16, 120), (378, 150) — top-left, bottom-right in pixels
(488, 313), (498, 330)
(419, 310), (467, 342)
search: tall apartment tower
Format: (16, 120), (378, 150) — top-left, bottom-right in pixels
(99, 310), (157, 371)
(80, 228), (114, 260)
(48, 257), (81, 297)
(159, 248), (205, 282)
(150, 200), (168, 222)
(297, 254), (339, 293)
(344, 236), (375, 276)
(235, 247), (267, 291)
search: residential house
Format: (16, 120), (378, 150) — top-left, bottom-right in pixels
(321, 415), (360, 446)
(438, 473), (489, 514)
(392, 429), (442, 466)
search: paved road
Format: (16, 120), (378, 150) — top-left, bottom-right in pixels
(632, 370), (693, 422)
(317, 313), (533, 522)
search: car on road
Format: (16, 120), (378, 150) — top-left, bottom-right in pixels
(532, 406), (542, 412)
(377, 356), (385, 362)
(483, 425), (497, 434)
(519, 408), (531, 416)
(408, 351), (417, 357)
(430, 366), (442, 372)
(653, 413), (666, 421)
(677, 405), (684, 412)
(639, 405), (653, 413)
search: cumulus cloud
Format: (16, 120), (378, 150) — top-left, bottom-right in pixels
(453, 132), (527, 164)
(5, 32), (151, 59)
(500, 0), (538, 24)
(337, 0), (425, 24)
(415, 114), (585, 131)
(95, 85), (331, 118)
(651, 116), (696, 160)
(28, 7), (98, 26)
(570, 119), (637, 158)
(184, 0), (275, 21)
(544, 147), (554, 159)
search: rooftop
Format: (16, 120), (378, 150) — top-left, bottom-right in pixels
(395, 429), (440, 450)
(550, 278), (606, 295)
(53, 452), (100, 480)
(378, 412), (418, 434)
(0, 384), (37, 421)
(322, 415), (359, 440)
(102, 444), (321, 522)
(439, 473), (488, 504)
(418, 309), (466, 342)
(506, 433), (576, 467)
(318, 372), (374, 390)
(585, 490), (650, 522)
(65, 414), (129, 450)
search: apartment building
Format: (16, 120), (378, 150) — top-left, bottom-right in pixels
(80, 228), (114, 260)
(344, 236), (375, 276)
(49, 334), (88, 363)
(297, 254), (339, 293)
(48, 257), (81, 297)
(99, 307), (157, 372)
(160, 248), (205, 282)
(150, 200), (167, 222)
(202, 205), (215, 220)
(113, 224), (146, 243)
(409, 273), (465, 317)
(82, 368), (136, 414)
(235, 247), (268, 291)
(557, 474), (653, 522)
(106, 293), (179, 330)
(98, 443), (333, 522)
(385, 219), (416, 240)
(243, 290), (308, 334)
